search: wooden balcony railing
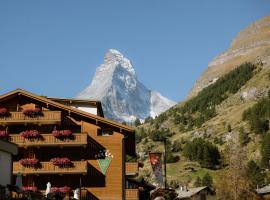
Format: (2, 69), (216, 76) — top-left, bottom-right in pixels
(126, 162), (138, 176)
(126, 189), (139, 200)
(13, 161), (88, 175)
(10, 133), (87, 147)
(0, 111), (61, 124)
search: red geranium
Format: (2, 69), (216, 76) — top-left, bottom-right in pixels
(52, 129), (72, 138)
(50, 157), (72, 167)
(0, 131), (9, 138)
(20, 130), (40, 139)
(0, 108), (9, 117)
(51, 186), (71, 193)
(19, 158), (39, 167)
(22, 186), (38, 192)
(22, 108), (42, 117)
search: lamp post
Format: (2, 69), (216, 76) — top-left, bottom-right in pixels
(163, 138), (167, 189)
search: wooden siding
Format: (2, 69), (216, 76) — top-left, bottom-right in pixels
(13, 161), (88, 174)
(10, 133), (87, 147)
(126, 189), (139, 200)
(0, 111), (61, 124)
(126, 162), (138, 176)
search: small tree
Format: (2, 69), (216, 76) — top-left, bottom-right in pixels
(246, 160), (265, 188)
(202, 173), (213, 187)
(227, 124), (232, 132)
(194, 177), (202, 187)
(172, 140), (182, 152)
(134, 118), (141, 127)
(239, 127), (249, 146)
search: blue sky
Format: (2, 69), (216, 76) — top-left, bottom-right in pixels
(0, 1), (269, 102)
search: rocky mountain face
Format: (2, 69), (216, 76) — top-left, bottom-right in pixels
(188, 16), (270, 98)
(77, 49), (176, 122)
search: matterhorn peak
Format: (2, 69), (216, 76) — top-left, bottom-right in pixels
(77, 49), (176, 122)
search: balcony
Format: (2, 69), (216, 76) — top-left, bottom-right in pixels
(10, 133), (88, 147)
(13, 161), (88, 175)
(0, 111), (61, 125)
(126, 162), (138, 176)
(126, 189), (139, 200)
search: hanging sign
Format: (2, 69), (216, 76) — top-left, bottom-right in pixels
(95, 150), (114, 175)
(149, 152), (163, 186)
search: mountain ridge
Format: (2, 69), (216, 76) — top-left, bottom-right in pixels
(77, 49), (176, 122)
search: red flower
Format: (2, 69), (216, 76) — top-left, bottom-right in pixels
(22, 108), (42, 117)
(0, 131), (9, 138)
(51, 186), (71, 193)
(0, 108), (9, 117)
(52, 129), (72, 138)
(20, 130), (40, 139)
(50, 157), (72, 167)
(22, 186), (38, 192)
(19, 158), (39, 167)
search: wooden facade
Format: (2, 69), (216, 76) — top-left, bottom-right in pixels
(0, 89), (138, 200)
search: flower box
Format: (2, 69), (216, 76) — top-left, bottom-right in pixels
(22, 108), (42, 117)
(52, 129), (72, 139)
(0, 131), (9, 138)
(19, 158), (39, 167)
(20, 130), (40, 139)
(51, 186), (71, 193)
(50, 157), (72, 167)
(22, 186), (38, 192)
(0, 108), (9, 117)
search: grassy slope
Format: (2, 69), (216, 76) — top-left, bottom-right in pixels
(137, 64), (270, 187)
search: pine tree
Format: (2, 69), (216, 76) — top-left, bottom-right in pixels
(261, 133), (270, 168)
(134, 118), (141, 127)
(194, 177), (202, 187)
(246, 160), (265, 188)
(239, 127), (249, 146)
(202, 173), (213, 187)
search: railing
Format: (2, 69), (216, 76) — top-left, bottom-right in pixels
(126, 189), (139, 200)
(0, 111), (61, 124)
(10, 133), (87, 147)
(126, 162), (138, 175)
(13, 161), (88, 174)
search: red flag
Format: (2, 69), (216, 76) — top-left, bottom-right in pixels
(149, 152), (163, 186)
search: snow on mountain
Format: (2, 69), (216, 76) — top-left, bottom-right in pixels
(77, 49), (176, 122)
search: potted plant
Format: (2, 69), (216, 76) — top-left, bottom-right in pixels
(0, 108), (9, 117)
(0, 131), (9, 139)
(19, 158), (39, 167)
(22, 186), (38, 192)
(52, 129), (72, 139)
(50, 157), (72, 167)
(51, 186), (71, 194)
(20, 130), (40, 139)
(22, 108), (42, 117)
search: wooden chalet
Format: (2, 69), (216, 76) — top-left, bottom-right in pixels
(0, 89), (139, 200)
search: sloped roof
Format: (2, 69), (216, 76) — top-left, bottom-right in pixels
(46, 97), (104, 117)
(176, 186), (208, 199)
(256, 185), (270, 194)
(0, 89), (134, 133)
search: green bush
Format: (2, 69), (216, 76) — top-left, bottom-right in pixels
(242, 98), (270, 134)
(183, 138), (220, 169)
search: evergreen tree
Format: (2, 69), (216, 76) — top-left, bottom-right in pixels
(246, 160), (265, 188)
(261, 133), (270, 168)
(134, 118), (141, 127)
(227, 124), (232, 132)
(172, 140), (182, 152)
(239, 127), (249, 146)
(202, 173), (213, 187)
(194, 177), (202, 187)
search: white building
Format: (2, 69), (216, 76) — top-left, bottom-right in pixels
(0, 139), (18, 186)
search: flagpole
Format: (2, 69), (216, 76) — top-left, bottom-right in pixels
(164, 138), (167, 189)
